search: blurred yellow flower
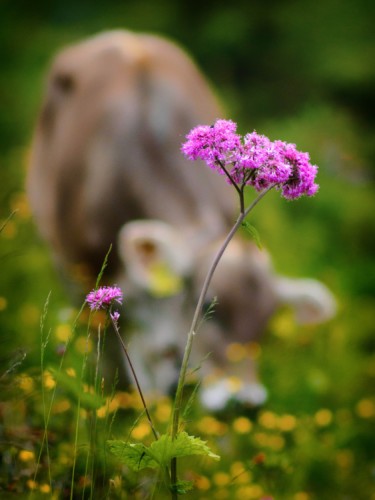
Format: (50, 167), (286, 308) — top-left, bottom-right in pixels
(258, 411), (278, 429)
(234, 471), (252, 485)
(213, 471), (230, 487)
(230, 461), (253, 485)
(18, 375), (34, 393)
(39, 483), (51, 494)
(236, 484), (263, 499)
(66, 367), (76, 378)
(278, 414), (297, 432)
(314, 409), (333, 427)
(253, 431), (285, 450)
(226, 342), (247, 362)
(19, 450), (35, 462)
(196, 415), (228, 436)
(195, 475), (211, 491)
(0, 296), (7, 311)
(230, 461), (245, 476)
(232, 416), (253, 434)
(27, 480), (38, 490)
(268, 434), (286, 451)
(52, 399), (71, 414)
(356, 398), (375, 418)
(294, 492), (310, 500)
(97, 397), (120, 418)
(155, 400), (172, 423)
(113, 391), (136, 409)
(55, 324), (71, 342)
(131, 421), (151, 440)
(227, 376), (243, 393)
(253, 432), (268, 447)
(43, 370), (56, 390)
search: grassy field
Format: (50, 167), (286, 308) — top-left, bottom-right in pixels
(1, 163), (374, 498)
(1, 2), (374, 497)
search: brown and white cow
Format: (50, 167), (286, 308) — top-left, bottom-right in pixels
(27, 31), (336, 410)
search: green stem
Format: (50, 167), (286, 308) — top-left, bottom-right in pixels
(170, 185), (274, 497)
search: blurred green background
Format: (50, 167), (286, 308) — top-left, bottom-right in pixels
(0, 0), (374, 498)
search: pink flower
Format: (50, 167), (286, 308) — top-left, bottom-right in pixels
(110, 311), (121, 324)
(181, 119), (241, 175)
(86, 286), (123, 311)
(181, 120), (319, 200)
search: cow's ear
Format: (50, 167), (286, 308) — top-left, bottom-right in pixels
(274, 277), (337, 324)
(117, 220), (192, 297)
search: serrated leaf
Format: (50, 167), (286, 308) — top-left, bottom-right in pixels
(108, 432), (220, 471)
(241, 221), (262, 249)
(149, 432), (220, 463)
(107, 440), (159, 471)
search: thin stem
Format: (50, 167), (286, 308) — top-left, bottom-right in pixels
(110, 317), (159, 441)
(170, 185), (274, 497)
(217, 160), (244, 212)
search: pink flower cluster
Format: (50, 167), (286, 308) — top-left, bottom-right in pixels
(181, 119), (319, 200)
(86, 286), (123, 311)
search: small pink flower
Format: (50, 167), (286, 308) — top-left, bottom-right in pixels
(86, 286), (123, 311)
(110, 311), (121, 323)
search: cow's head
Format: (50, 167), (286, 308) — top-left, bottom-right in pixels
(117, 220), (337, 409)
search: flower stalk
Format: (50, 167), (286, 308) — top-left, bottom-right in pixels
(170, 118), (319, 495)
(109, 314), (159, 441)
(86, 285), (159, 441)
(170, 184), (273, 497)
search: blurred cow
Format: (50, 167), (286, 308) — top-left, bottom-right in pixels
(27, 31), (336, 410)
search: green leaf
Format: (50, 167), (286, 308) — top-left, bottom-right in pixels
(149, 432), (220, 463)
(108, 432), (220, 471)
(241, 220), (262, 249)
(107, 440), (159, 471)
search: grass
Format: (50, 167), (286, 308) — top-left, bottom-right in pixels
(1, 170), (374, 499)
